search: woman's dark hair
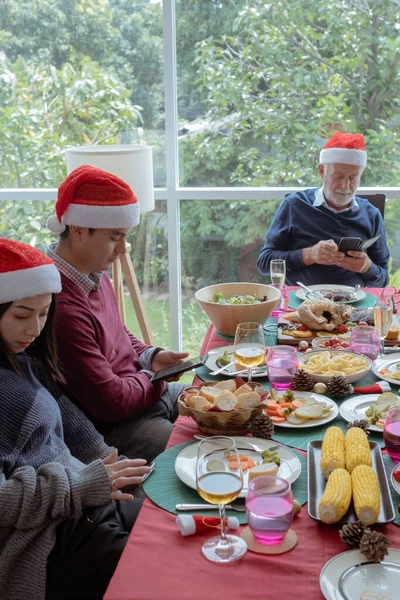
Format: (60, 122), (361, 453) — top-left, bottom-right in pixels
(0, 294), (65, 384)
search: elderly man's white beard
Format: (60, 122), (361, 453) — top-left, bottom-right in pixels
(323, 186), (355, 207)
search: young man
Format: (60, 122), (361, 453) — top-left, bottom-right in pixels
(47, 165), (188, 462)
(257, 132), (390, 286)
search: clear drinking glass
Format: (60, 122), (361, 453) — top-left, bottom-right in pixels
(233, 322), (266, 382)
(246, 476), (294, 546)
(270, 259), (286, 317)
(384, 407), (400, 463)
(349, 325), (381, 361)
(196, 436), (247, 563)
(267, 345), (298, 390)
(373, 303), (393, 356)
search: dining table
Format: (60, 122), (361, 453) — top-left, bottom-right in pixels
(104, 287), (400, 600)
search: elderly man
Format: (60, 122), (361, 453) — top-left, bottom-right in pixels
(257, 132), (389, 287)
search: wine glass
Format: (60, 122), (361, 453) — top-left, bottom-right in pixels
(196, 436), (247, 563)
(270, 259), (286, 317)
(373, 302), (393, 356)
(383, 407), (400, 463)
(233, 322), (266, 382)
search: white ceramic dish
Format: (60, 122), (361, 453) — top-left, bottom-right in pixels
(204, 345), (268, 378)
(339, 394), (392, 433)
(174, 437), (301, 499)
(373, 357), (400, 386)
(391, 465), (400, 495)
(271, 391), (339, 428)
(298, 349), (372, 384)
(320, 548), (400, 600)
(311, 336), (350, 350)
(295, 284), (366, 304)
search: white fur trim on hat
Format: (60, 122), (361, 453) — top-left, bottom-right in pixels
(176, 515), (196, 536)
(0, 263), (62, 304)
(319, 148), (367, 168)
(55, 202), (140, 230)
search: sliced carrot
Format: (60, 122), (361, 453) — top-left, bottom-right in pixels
(241, 463), (249, 472)
(247, 458), (256, 469)
(267, 401), (280, 408)
(270, 415), (286, 423)
(275, 402), (292, 408)
(239, 454), (250, 461)
(277, 407), (289, 418)
(267, 409), (279, 417)
(228, 455), (238, 463)
(292, 400), (304, 409)
(228, 460), (239, 469)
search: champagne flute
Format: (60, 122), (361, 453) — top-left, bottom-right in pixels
(373, 303), (393, 356)
(196, 436), (247, 563)
(233, 322), (266, 381)
(270, 259), (286, 317)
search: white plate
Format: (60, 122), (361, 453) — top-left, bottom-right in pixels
(295, 284), (366, 304)
(339, 394), (392, 433)
(373, 357), (400, 386)
(320, 548), (400, 600)
(272, 391), (339, 428)
(205, 345), (268, 378)
(174, 437), (301, 499)
(391, 465), (400, 495)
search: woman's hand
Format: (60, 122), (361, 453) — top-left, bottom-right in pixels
(103, 449), (150, 500)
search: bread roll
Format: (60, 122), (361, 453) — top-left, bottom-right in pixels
(234, 384), (252, 397)
(199, 386), (222, 404)
(214, 379), (237, 393)
(186, 395), (212, 412)
(214, 391), (238, 412)
(235, 391), (261, 410)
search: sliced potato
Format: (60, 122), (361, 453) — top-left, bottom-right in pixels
(322, 406), (333, 415)
(207, 460), (225, 472)
(316, 401), (328, 409)
(376, 392), (398, 405)
(301, 397), (317, 406)
(286, 412), (309, 425)
(295, 405), (324, 419)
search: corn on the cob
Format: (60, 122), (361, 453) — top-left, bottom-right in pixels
(345, 427), (372, 474)
(351, 465), (380, 525)
(320, 426), (345, 479)
(318, 468), (352, 524)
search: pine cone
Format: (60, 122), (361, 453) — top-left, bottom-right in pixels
(290, 368), (314, 392)
(359, 530), (390, 562)
(250, 413), (274, 440)
(347, 420), (370, 435)
(339, 520), (367, 549)
(327, 375), (354, 399)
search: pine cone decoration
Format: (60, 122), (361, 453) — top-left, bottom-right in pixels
(347, 420), (370, 435)
(359, 530), (390, 562)
(339, 521), (367, 549)
(327, 375), (354, 399)
(290, 368), (314, 392)
(250, 413), (274, 440)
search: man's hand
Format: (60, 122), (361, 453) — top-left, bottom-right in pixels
(151, 350), (189, 379)
(303, 239), (345, 266)
(338, 250), (371, 274)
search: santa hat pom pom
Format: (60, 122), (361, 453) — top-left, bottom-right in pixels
(226, 516), (240, 530)
(47, 215), (66, 234)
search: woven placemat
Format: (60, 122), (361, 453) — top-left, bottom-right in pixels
(142, 441), (308, 525)
(288, 290), (377, 310)
(382, 454), (400, 527)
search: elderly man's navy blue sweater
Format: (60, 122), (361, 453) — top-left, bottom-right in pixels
(257, 189), (389, 287)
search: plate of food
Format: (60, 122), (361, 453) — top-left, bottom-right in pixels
(175, 437), (302, 498)
(373, 358), (400, 386)
(295, 284), (366, 304)
(391, 464), (400, 495)
(204, 346), (268, 378)
(340, 393), (400, 432)
(298, 349), (371, 384)
(320, 548), (400, 600)
(265, 389), (339, 428)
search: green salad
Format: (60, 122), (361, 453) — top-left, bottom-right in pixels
(211, 293), (267, 305)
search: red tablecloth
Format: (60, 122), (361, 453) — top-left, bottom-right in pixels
(105, 288), (400, 600)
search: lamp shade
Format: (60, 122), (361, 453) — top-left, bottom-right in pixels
(65, 145), (154, 214)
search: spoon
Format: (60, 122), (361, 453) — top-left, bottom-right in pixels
(296, 282), (322, 298)
(352, 284), (361, 296)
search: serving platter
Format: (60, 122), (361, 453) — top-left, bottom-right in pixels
(373, 357), (400, 386)
(391, 465), (400, 495)
(175, 437), (301, 499)
(295, 284), (366, 304)
(307, 440), (395, 524)
(339, 394), (393, 433)
(204, 345), (268, 378)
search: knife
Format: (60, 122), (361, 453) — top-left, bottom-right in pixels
(176, 503), (246, 512)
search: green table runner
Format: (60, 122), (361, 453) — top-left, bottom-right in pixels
(142, 441), (308, 525)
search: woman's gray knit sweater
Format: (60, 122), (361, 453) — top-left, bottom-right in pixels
(0, 354), (114, 600)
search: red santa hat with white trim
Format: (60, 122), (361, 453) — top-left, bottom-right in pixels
(0, 238), (61, 304)
(319, 132), (367, 169)
(47, 165), (140, 234)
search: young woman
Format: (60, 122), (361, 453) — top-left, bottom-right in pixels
(0, 238), (151, 600)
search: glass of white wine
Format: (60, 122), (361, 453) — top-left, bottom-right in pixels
(270, 259), (286, 317)
(234, 322), (266, 381)
(196, 436), (247, 563)
(373, 302), (393, 356)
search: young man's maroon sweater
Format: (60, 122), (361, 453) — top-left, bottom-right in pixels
(54, 273), (162, 431)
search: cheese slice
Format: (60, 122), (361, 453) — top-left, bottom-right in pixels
(248, 462), (279, 482)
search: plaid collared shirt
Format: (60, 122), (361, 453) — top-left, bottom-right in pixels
(47, 243), (103, 297)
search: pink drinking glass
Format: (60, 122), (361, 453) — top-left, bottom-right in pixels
(245, 476), (294, 546)
(384, 407), (400, 463)
(349, 325), (380, 361)
(267, 345), (298, 390)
